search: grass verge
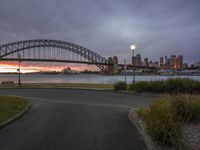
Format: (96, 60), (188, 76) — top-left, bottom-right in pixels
(137, 94), (200, 149)
(0, 96), (28, 123)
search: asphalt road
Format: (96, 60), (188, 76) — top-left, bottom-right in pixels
(0, 89), (151, 150)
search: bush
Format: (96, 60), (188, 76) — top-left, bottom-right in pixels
(138, 95), (200, 148)
(141, 99), (183, 147)
(130, 78), (200, 94)
(172, 95), (200, 123)
(113, 81), (127, 91)
(129, 81), (148, 92)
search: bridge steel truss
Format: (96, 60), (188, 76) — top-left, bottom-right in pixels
(0, 39), (111, 72)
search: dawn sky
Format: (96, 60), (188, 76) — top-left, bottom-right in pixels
(0, 0), (200, 71)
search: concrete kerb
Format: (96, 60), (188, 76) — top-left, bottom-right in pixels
(0, 99), (31, 129)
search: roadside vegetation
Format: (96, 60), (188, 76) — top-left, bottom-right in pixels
(113, 81), (127, 91)
(137, 94), (200, 149)
(113, 78), (200, 94)
(0, 96), (27, 123)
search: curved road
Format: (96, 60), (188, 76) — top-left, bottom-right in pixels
(0, 89), (151, 150)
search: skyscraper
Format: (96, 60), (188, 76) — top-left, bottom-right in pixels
(177, 55), (183, 69)
(136, 54), (142, 66)
(154, 61), (159, 68)
(149, 61), (154, 67)
(132, 56), (137, 66)
(144, 58), (149, 67)
(106, 57), (113, 74)
(160, 57), (164, 68)
(166, 58), (170, 68)
(170, 55), (177, 69)
(113, 56), (118, 73)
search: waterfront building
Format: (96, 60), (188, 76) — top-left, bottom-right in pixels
(132, 56), (137, 66)
(170, 55), (177, 69)
(113, 56), (118, 74)
(160, 57), (164, 68)
(165, 56), (167, 63)
(154, 61), (159, 68)
(183, 63), (188, 69)
(191, 64), (195, 68)
(149, 61), (154, 67)
(106, 57), (114, 74)
(144, 58), (149, 67)
(166, 58), (170, 68)
(141, 61), (145, 66)
(177, 55), (183, 69)
(136, 54), (142, 66)
(61, 67), (73, 74)
(194, 61), (200, 68)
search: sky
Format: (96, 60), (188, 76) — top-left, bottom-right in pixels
(0, 0), (200, 72)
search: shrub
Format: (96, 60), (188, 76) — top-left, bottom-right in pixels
(141, 99), (183, 147)
(129, 81), (148, 92)
(173, 95), (200, 123)
(113, 81), (127, 91)
(130, 78), (200, 94)
(137, 95), (200, 148)
(136, 107), (146, 118)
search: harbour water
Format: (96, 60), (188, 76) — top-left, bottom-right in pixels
(0, 74), (200, 84)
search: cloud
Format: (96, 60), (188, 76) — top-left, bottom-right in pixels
(0, 0), (200, 67)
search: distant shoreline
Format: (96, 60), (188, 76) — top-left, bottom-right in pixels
(0, 73), (200, 76)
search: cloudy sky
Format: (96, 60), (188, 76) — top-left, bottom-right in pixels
(0, 0), (200, 71)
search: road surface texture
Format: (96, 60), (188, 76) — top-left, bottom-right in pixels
(0, 89), (151, 150)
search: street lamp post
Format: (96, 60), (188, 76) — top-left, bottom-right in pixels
(18, 54), (21, 87)
(130, 44), (136, 84)
(124, 59), (127, 84)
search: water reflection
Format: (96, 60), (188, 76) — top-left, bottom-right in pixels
(0, 74), (199, 84)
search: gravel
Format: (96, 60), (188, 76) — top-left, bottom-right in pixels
(182, 123), (200, 150)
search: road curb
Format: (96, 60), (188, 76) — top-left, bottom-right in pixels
(0, 100), (31, 129)
(128, 108), (174, 150)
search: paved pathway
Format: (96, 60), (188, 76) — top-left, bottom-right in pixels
(0, 89), (151, 150)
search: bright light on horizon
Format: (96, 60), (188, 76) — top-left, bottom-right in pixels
(0, 62), (98, 73)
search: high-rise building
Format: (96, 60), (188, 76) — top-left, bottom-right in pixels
(166, 58), (170, 68)
(164, 56), (168, 68)
(160, 57), (164, 68)
(136, 54), (142, 66)
(165, 56), (167, 64)
(106, 57), (113, 74)
(144, 58), (149, 67)
(170, 55), (177, 69)
(113, 56), (118, 74)
(132, 56), (137, 66)
(113, 56), (118, 64)
(177, 55), (183, 69)
(141, 61), (145, 66)
(108, 57), (113, 63)
(154, 61), (159, 68)
(149, 61), (154, 67)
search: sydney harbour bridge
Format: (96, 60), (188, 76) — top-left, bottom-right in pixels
(0, 39), (151, 74)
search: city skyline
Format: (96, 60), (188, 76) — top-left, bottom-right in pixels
(0, 51), (198, 73)
(0, 0), (200, 72)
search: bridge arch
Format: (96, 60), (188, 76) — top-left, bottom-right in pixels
(0, 39), (111, 72)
